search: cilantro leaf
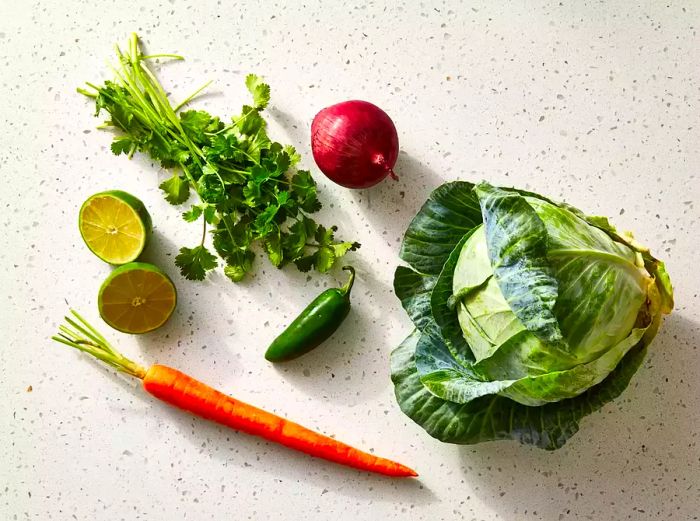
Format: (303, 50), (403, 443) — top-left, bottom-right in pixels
(183, 203), (217, 224)
(180, 110), (212, 143)
(312, 225), (338, 272)
(300, 224), (360, 272)
(253, 204), (279, 236)
(213, 219), (252, 257)
(159, 174), (190, 205)
(242, 164), (281, 210)
(242, 130), (271, 163)
(182, 205), (203, 222)
(283, 217), (317, 260)
(213, 220), (256, 282)
(175, 245), (218, 280)
(282, 228), (303, 259)
(236, 105), (266, 136)
(314, 224), (360, 255)
(331, 240), (360, 258)
(207, 134), (230, 158)
(262, 144), (290, 176)
(206, 115), (222, 133)
(294, 255), (315, 272)
(149, 134), (190, 168)
(219, 169), (246, 185)
(111, 136), (133, 156)
(203, 204), (218, 225)
(207, 133), (246, 162)
(276, 190), (290, 206)
(242, 166), (269, 207)
(212, 228), (234, 258)
(291, 170), (322, 213)
(264, 229), (283, 267)
(171, 146), (191, 164)
(245, 74), (271, 110)
(314, 246), (336, 273)
(283, 145), (301, 167)
(223, 249), (255, 282)
(314, 224), (334, 245)
(197, 169), (225, 203)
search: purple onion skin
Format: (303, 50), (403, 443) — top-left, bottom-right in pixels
(311, 100), (399, 189)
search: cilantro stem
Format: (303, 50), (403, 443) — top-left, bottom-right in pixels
(77, 87), (97, 98)
(220, 213), (239, 248)
(200, 218), (207, 247)
(122, 49), (171, 125)
(130, 37), (182, 128)
(174, 80), (213, 112)
(110, 53), (162, 124)
(112, 35), (206, 167)
(82, 79), (152, 130)
(218, 164), (249, 176)
(237, 148), (259, 165)
(141, 53), (184, 60)
(212, 106), (257, 136)
(180, 162), (198, 187)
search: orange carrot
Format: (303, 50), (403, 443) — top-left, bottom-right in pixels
(53, 310), (416, 478)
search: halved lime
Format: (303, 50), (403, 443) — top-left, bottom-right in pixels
(98, 262), (176, 334)
(79, 190), (152, 265)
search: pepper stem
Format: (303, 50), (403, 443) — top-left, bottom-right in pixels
(339, 266), (356, 296)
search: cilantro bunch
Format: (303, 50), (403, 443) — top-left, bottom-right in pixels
(79, 34), (358, 282)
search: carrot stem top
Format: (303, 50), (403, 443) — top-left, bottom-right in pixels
(52, 310), (146, 379)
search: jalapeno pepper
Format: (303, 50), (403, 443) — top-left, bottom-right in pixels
(265, 266), (355, 362)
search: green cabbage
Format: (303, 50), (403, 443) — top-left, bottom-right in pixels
(392, 181), (673, 449)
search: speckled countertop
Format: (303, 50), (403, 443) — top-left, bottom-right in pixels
(1, 1), (698, 519)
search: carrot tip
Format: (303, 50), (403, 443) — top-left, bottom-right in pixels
(396, 465), (418, 477)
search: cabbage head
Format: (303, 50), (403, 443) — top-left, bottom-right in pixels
(391, 181), (673, 449)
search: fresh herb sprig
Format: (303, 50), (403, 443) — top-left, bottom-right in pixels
(79, 33), (359, 282)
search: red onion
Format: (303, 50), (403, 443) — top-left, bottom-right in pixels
(311, 100), (399, 189)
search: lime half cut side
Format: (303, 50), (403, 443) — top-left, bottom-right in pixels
(98, 262), (176, 334)
(79, 190), (152, 265)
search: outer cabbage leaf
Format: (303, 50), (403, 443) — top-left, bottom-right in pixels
(391, 329), (649, 450)
(484, 326), (648, 406)
(417, 313), (649, 407)
(415, 322), (515, 403)
(399, 181), (481, 275)
(393, 266), (436, 331)
(430, 231), (476, 364)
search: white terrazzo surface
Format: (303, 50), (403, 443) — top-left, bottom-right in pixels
(1, 1), (698, 519)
